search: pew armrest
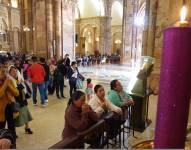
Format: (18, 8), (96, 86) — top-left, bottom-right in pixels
(49, 136), (79, 149)
(77, 119), (105, 137)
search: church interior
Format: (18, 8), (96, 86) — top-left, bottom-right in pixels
(0, 0), (191, 149)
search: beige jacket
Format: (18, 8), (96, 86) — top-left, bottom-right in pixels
(89, 94), (121, 117)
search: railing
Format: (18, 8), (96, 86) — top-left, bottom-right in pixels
(49, 107), (135, 149)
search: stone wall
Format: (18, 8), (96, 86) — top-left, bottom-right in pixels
(0, 3), (21, 51)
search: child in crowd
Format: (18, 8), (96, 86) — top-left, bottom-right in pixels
(85, 78), (94, 101)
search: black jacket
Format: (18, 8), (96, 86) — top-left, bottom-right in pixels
(40, 63), (50, 81)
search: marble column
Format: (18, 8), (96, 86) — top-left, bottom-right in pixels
(122, 0), (134, 62)
(32, 0), (37, 54)
(101, 0), (112, 55)
(54, 0), (62, 59)
(146, 0), (158, 56)
(46, 0), (53, 58)
(7, 6), (13, 51)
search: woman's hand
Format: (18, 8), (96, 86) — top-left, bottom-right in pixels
(125, 100), (134, 106)
(101, 102), (107, 110)
(115, 108), (122, 115)
(82, 104), (92, 113)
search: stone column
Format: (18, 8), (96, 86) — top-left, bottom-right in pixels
(101, 0), (112, 55)
(122, 0), (134, 62)
(146, 0), (158, 57)
(32, 0), (37, 54)
(142, 0), (150, 56)
(7, 6), (13, 51)
(54, 0), (62, 59)
(46, 0), (53, 58)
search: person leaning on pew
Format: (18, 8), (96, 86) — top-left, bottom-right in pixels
(62, 91), (100, 148)
(89, 85), (122, 139)
(108, 79), (134, 108)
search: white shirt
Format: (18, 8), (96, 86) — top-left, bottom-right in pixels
(89, 94), (122, 117)
(71, 67), (78, 78)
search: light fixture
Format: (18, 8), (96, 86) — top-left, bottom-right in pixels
(23, 26), (30, 32)
(96, 37), (99, 41)
(115, 40), (121, 44)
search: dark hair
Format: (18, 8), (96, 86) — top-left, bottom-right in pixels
(68, 90), (85, 106)
(110, 79), (118, 90)
(87, 78), (91, 84)
(9, 66), (17, 73)
(39, 57), (46, 63)
(71, 61), (77, 66)
(94, 84), (103, 93)
(31, 56), (37, 62)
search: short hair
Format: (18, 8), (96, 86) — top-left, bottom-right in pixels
(31, 56), (37, 62)
(110, 79), (118, 90)
(94, 84), (103, 93)
(86, 78), (91, 84)
(71, 61), (77, 66)
(39, 57), (46, 63)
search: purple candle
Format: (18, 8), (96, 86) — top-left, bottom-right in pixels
(154, 27), (191, 148)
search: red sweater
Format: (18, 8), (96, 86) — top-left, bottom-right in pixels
(28, 63), (45, 83)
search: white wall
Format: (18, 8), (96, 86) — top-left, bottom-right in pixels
(111, 1), (123, 25)
(77, 0), (104, 18)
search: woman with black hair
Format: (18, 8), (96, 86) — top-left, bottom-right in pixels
(89, 84), (122, 117)
(62, 91), (99, 140)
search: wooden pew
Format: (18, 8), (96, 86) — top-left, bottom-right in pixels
(77, 119), (106, 148)
(49, 136), (82, 149)
(49, 119), (106, 149)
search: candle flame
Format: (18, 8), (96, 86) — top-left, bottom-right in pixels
(180, 6), (187, 22)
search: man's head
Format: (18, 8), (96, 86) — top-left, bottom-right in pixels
(110, 79), (123, 92)
(39, 57), (46, 63)
(31, 56), (38, 63)
(71, 61), (77, 68)
(65, 54), (69, 58)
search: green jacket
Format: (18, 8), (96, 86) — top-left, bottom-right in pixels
(108, 90), (124, 107)
(108, 90), (132, 107)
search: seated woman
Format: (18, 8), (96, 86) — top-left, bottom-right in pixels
(89, 84), (122, 139)
(89, 84), (122, 117)
(0, 129), (15, 149)
(62, 91), (99, 142)
(108, 79), (134, 108)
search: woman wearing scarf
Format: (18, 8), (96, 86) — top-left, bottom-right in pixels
(9, 66), (33, 135)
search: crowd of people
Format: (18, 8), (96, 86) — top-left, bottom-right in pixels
(0, 52), (133, 149)
(76, 54), (121, 67)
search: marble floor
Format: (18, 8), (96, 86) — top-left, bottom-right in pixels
(16, 64), (191, 149)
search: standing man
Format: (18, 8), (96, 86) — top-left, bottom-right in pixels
(39, 57), (50, 103)
(28, 56), (46, 107)
(55, 59), (67, 99)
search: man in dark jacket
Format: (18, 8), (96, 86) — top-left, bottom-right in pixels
(39, 57), (50, 103)
(0, 129), (15, 149)
(55, 59), (67, 99)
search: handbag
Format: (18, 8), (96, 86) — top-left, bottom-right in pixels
(24, 81), (32, 99)
(76, 78), (84, 89)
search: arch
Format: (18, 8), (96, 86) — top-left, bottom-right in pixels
(76, 0), (104, 18)
(111, 1), (123, 26)
(80, 24), (99, 37)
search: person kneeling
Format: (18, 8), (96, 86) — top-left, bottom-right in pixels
(62, 91), (100, 148)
